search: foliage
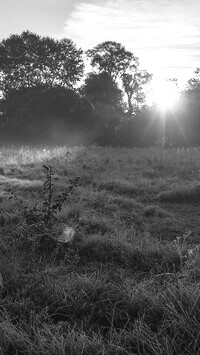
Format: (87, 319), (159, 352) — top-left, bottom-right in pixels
(86, 41), (152, 115)
(0, 31), (84, 96)
(185, 68), (200, 99)
(3, 86), (79, 117)
(0, 86), (95, 144)
(114, 106), (160, 146)
(166, 69), (200, 146)
(122, 70), (152, 116)
(2, 31), (200, 147)
(80, 71), (124, 145)
(86, 41), (138, 81)
(25, 164), (79, 226)
(82, 71), (123, 109)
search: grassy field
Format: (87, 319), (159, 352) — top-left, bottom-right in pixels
(1, 145), (200, 354)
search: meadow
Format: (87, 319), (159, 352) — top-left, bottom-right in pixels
(0, 145), (200, 354)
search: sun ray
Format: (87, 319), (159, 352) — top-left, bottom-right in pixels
(146, 78), (180, 111)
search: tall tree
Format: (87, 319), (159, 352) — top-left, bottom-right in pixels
(122, 70), (152, 116)
(86, 41), (138, 81)
(0, 31), (84, 96)
(86, 41), (152, 116)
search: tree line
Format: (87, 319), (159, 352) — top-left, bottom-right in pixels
(0, 30), (199, 146)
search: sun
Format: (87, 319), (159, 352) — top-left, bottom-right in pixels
(146, 78), (180, 111)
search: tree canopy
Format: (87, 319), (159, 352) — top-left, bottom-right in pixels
(86, 41), (138, 81)
(0, 31), (84, 96)
(3, 31), (200, 147)
(86, 41), (152, 116)
(82, 72), (123, 109)
(122, 71), (152, 116)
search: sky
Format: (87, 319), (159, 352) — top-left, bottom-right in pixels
(1, 0), (200, 84)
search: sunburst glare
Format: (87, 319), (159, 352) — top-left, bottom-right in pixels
(146, 78), (180, 111)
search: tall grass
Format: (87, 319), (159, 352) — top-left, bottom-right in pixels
(0, 145), (200, 354)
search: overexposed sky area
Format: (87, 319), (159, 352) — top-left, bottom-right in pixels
(1, 0), (200, 82)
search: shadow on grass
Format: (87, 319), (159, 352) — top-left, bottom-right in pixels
(158, 185), (200, 203)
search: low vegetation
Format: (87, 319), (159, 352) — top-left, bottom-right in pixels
(0, 145), (200, 354)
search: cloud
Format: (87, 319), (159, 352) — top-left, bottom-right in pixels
(60, 0), (200, 80)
